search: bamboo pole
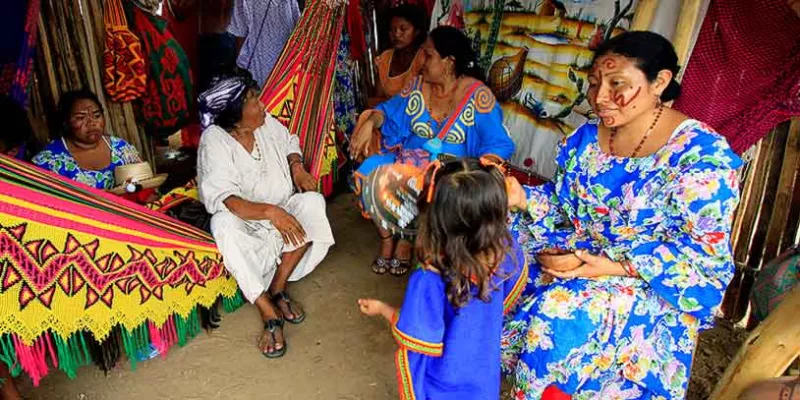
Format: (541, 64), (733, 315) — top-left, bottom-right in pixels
(710, 286), (800, 399)
(731, 141), (763, 250)
(630, 0), (659, 31)
(672, 0), (705, 79)
(762, 119), (800, 262)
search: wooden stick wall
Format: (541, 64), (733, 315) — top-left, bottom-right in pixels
(722, 118), (800, 322)
(29, 0), (152, 162)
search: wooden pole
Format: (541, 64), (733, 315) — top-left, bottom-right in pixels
(710, 286), (800, 399)
(672, 0), (705, 79)
(630, 0), (659, 31)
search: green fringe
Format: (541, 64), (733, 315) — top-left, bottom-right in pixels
(176, 308), (201, 347)
(222, 290), (245, 313)
(121, 324), (150, 371)
(1, 292), (245, 380)
(52, 331), (91, 379)
(0, 335), (21, 377)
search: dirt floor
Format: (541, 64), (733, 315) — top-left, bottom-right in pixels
(15, 194), (748, 399)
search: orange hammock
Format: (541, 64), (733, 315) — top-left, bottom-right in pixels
(0, 155), (240, 385)
(260, 0), (347, 196)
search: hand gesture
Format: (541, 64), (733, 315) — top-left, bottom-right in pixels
(267, 206), (307, 247)
(349, 120), (376, 161)
(506, 176), (527, 211)
(357, 298), (388, 317)
(293, 167), (318, 192)
(542, 250), (627, 279)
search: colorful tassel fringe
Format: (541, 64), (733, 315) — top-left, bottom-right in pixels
(0, 292), (246, 385)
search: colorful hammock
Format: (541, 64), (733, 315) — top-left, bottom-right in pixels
(0, 155), (241, 385)
(259, 0), (347, 196)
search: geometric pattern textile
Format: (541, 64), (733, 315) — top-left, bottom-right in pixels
(259, 0), (347, 196)
(0, 155), (238, 385)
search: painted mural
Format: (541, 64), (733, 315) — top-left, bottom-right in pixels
(431, 0), (636, 180)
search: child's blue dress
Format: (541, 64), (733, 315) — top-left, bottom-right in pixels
(392, 241), (528, 399)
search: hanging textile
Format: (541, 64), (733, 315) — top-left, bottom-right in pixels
(259, 0), (347, 196)
(0, 0), (41, 106)
(103, 0), (147, 102)
(128, 3), (194, 138)
(674, 0), (800, 154)
(334, 32), (359, 141)
(429, 0), (636, 183)
(0, 155), (240, 385)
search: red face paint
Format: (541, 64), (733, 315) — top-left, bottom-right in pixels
(612, 86), (641, 108)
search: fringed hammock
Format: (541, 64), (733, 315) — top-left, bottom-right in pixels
(260, 0), (347, 196)
(0, 155), (242, 385)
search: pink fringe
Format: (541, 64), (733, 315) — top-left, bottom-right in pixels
(12, 334), (48, 387)
(148, 321), (167, 357)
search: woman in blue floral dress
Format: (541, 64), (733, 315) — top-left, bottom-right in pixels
(33, 89), (141, 190)
(502, 32), (742, 400)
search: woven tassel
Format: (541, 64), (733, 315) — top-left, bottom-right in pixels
(223, 291), (245, 313)
(87, 328), (120, 374)
(44, 331), (58, 369)
(12, 335), (46, 386)
(121, 326), (138, 371)
(0, 335), (21, 377)
(148, 321), (164, 357)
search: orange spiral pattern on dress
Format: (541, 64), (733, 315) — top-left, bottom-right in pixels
(473, 85), (496, 113)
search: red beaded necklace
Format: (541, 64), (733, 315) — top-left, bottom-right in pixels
(609, 103), (664, 158)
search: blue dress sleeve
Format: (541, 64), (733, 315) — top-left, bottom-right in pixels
(627, 142), (741, 327)
(376, 78), (419, 150)
(392, 267), (446, 398)
(515, 132), (580, 253)
(471, 86), (514, 160)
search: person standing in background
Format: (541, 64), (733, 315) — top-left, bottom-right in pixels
(227, 0), (301, 87)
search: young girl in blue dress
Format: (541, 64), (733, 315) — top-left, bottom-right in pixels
(358, 157), (528, 399)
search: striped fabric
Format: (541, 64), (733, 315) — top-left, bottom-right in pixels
(259, 0), (347, 196)
(0, 155), (239, 385)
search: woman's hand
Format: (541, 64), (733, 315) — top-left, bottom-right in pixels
(292, 164), (317, 192)
(542, 250), (629, 279)
(506, 176), (527, 211)
(349, 120), (376, 160)
(265, 205), (307, 247)
(357, 298), (396, 322)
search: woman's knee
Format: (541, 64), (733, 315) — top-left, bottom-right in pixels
(210, 211), (246, 235)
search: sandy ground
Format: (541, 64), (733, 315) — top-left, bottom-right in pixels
(15, 194), (747, 400)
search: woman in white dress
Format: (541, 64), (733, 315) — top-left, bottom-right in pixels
(197, 72), (334, 358)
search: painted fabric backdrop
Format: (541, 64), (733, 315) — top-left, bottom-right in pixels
(0, 155), (239, 385)
(431, 0), (636, 180)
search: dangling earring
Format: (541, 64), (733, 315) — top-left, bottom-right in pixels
(655, 95), (662, 108)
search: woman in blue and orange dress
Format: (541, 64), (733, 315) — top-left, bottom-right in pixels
(349, 26), (515, 276)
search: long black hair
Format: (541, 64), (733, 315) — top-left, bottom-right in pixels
(57, 89), (104, 138)
(416, 158), (512, 309)
(429, 26), (485, 82)
(387, 4), (429, 48)
(593, 31), (682, 102)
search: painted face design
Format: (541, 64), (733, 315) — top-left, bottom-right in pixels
(587, 54), (653, 128)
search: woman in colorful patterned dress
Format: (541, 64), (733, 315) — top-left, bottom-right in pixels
(32, 89), (143, 190)
(368, 4), (428, 107)
(501, 31), (742, 399)
(350, 26), (515, 276)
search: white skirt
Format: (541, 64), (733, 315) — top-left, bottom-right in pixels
(210, 192), (334, 303)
